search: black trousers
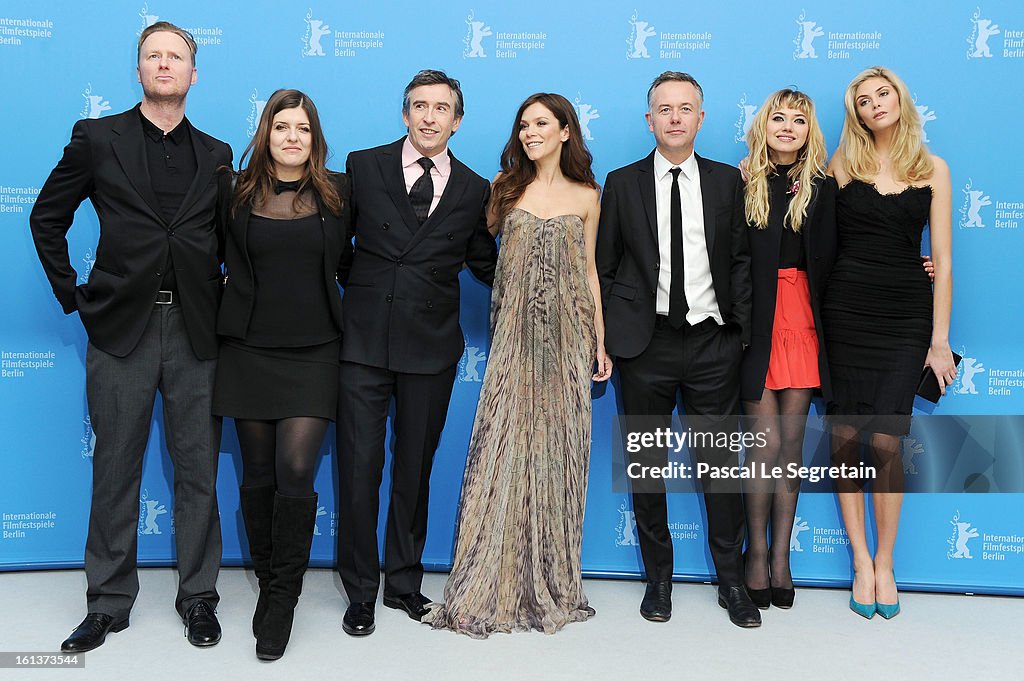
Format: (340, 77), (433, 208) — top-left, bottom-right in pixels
(616, 317), (745, 586)
(84, 304), (222, 619)
(335, 360), (457, 603)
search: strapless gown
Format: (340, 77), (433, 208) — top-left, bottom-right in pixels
(424, 207), (597, 638)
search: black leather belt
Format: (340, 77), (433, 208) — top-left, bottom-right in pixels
(155, 290), (177, 305)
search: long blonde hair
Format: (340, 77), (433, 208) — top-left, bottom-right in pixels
(745, 89), (826, 232)
(837, 66), (933, 183)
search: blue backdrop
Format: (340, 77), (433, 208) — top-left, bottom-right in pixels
(2, 0), (1022, 595)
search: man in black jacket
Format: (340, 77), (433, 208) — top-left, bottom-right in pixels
(596, 71), (758, 628)
(336, 70), (497, 636)
(30, 22), (230, 652)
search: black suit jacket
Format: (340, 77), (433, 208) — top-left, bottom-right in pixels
(740, 175), (837, 401)
(340, 138), (497, 374)
(596, 151), (752, 359)
(216, 173), (352, 340)
(30, 104), (232, 359)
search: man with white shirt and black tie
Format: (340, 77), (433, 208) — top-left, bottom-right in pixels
(596, 71), (758, 627)
(334, 70), (497, 637)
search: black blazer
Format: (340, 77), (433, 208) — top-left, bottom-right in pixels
(340, 138), (497, 374)
(596, 151), (752, 359)
(216, 173), (352, 340)
(740, 175), (838, 402)
(30, 104), (232, 359)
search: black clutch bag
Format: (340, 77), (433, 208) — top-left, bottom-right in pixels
(916, 351), (963, 403)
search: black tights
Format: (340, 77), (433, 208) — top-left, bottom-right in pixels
(742, 388), (812, 590)
(236, 417), (329, 497)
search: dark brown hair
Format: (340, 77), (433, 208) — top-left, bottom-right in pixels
(137, 21), (198, 65)
(491, 93), (598, 226)
(232, 89), (342, 216)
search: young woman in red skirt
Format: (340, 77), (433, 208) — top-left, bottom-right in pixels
(739, 89), (837, 610)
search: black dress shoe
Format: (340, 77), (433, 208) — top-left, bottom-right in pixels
(383, 592), (432, 621)
(61, 613), (129, 653)
(717, 586), (762, 628)
(639, 581), (672, 622)
(183, 601), (222, 647)
(342, 602), (375, 636)
(771, 586), (796, 609)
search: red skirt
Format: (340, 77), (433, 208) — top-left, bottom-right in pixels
(765, 268), (820, 390)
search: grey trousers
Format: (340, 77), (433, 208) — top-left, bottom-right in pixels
(84, 304), (222, 619)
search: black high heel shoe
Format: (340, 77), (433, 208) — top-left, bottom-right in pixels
(743, 551), (772, 610)
(770, 586), (795, 609)
(747, 585), (772, 610)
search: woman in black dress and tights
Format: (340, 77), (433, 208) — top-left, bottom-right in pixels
(213, 89), (349, 659)
(824, 67), (955, 620)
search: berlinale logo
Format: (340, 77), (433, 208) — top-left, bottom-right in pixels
(615, 501), (638, 546)
(302, 8), (331, 58)
(457, 338), (486, 383)
(573, 95), (600, 142)
(246, 89), (267, 139)
(793, 10), (824, 59)
(734, 94), (758, 144)
(80, 83), (110, 120)
(953, 348), (986, 396)
(79, 248), (95, 285)
(789, 515), (810, 552)
(902, 438), (924, 475)
(913, 97), (936, 143)
(626, 12), (656, 59)
(463, 10), (492, 58)
(138, 489), (168, 536)
(959, 179), (992, 229)
(81, 415), (95, 459)
(137, 3), (158, 36)
(967, 8), (1000, 59)
(946, 510), (979, 559)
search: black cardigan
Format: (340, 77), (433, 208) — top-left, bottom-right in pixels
(739, 174), (837, 402)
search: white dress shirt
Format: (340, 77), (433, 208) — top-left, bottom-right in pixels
(653, 149), (723, 326)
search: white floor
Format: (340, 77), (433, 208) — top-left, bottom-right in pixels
(0, 568), (1015, 680)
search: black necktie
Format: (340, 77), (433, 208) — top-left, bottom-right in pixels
(409, 157), (435, 224)
(668, 167), (687, 329)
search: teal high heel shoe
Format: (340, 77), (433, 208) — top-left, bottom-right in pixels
(849, 596), (877, 619)
(876, 600), (901, 619)
(876, 569), (901, 619)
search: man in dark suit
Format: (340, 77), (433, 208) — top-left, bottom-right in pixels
(336, 70), (497, 636)
(596, 71), (759, 627)
(30, 22), (230, 652)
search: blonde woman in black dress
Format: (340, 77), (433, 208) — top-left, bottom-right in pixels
(823, 67), (955, 619)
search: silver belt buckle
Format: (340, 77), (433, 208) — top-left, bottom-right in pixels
(155, 290), (174, 305)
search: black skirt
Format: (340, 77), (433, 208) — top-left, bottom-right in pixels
(213, 339), (340, 420)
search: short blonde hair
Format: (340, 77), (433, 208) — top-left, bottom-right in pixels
(137, 21), (198, 66)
